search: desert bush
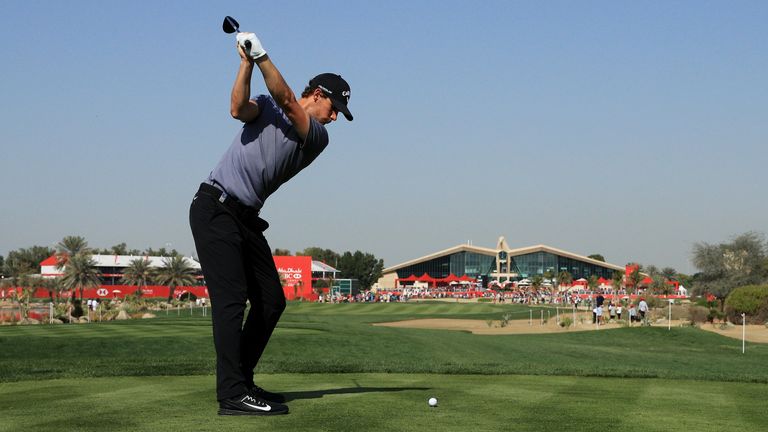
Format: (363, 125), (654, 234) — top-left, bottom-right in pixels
(688, 305), (709, 324)
(724, 285), (768, 324)
(499, 313), (511, 328)
(559, 317), (573, 329)
(707, 308), (724, 323)
(644, 296), (663, 309)
(71, 300), (84, 318)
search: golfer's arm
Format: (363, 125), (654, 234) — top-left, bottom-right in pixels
(255, 55), (310, 140)
(230, 60), (261, 122)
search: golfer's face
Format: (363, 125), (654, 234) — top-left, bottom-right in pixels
(315, 94), (337, 125)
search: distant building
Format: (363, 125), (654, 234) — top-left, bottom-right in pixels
(378, 236), (626, 288)
(39, 254), (204, 285)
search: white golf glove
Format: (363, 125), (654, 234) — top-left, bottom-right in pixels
(236, 32), (267, 60)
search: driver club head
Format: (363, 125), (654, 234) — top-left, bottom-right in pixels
(222, 16), (240, 34)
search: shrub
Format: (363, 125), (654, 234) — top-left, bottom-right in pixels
(707, 308), (724, 323)
(71, 300), (84, 318)
(499, 313), (512, 328)
(644, 296), (662, 309)
(559, 317), (573, 329)
(724, 285), (768, 324)
(688, 305), (709, 324)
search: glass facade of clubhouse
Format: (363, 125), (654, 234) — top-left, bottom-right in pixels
(385, 237), (625, 285)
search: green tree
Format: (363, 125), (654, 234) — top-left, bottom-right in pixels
(337, 251), (384, 290)
(95, 243), (137, 255)
(56, 236), (90, 268)
(17, 273), (42, 319)
(587, 274), (599, 291)
(661, 267), (678, 281)
(650, 275), (671, 295)
(143, 247), (180, 257)
(154, 256), (196, 303)
(41, 277), (64, 303)
(300, 247), (341, 267)
(645, 265), (660, 277)
(692, 231), (768, 307)
(587, 254), (605, 262)
(627, 265), (643, 295)
(557, 270), (573, 288)
(273, 248), (292, 256)
(122, 258), (155, 298)
(543, 270), (555, 291)
(530, 275), (543, 293)
(611, 271), (624, 291)
(60, 252), (101, 301)
(4, 246), (55, 276)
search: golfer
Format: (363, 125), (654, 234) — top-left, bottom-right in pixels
(189, 31), (352, 416)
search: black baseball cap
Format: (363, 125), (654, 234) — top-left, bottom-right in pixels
(309, 73), (353, 121)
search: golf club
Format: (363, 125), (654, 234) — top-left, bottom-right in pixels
(222, 16), (251, 51)
(222, 16), (240, 34)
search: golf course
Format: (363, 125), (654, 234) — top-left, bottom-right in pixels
(2, 301), (767, 431)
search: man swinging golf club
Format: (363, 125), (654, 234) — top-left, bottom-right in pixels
(189, 20), (352, 416)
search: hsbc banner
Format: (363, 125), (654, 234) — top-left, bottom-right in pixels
(274, 256), (312, 300)
(26, 285), (209, 300)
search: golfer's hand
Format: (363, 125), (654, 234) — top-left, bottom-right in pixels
(236, 32), (267, 61)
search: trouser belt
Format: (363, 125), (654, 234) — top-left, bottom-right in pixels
(197, 183), (258, 217)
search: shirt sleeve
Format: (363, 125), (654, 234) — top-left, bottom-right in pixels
(301, 117), (329, 151)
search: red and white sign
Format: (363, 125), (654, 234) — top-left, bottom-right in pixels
(274, 256), (313, 300)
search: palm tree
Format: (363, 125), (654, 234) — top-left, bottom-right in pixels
(56, 236), (90, 269)
(122, 258), (154, 298)
(41, 277), (62, 303)
(650, 275), (672, 295)
(587, 274), (599, 291)
(531, 275), (543, 293)
(17, 273), (37, 320)
(557, 270), (573, 289)
(60, 252), (101, 301)
(3, 261), (34, 320)
(154, 256), (196, 303)
(661, 267), (677, 281)
(611, 271), (624, 292)
(628, 267), (643, 295)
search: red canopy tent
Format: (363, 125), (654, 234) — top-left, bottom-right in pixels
(417, 273), (437, 287)
(438, 273), (461, 285)
(395, 274), (418, 287)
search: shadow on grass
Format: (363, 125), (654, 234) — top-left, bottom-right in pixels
(283, 386), (430, 402)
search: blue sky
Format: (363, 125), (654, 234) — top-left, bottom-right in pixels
(1, 1), (766, 274)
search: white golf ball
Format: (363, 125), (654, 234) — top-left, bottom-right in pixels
(428, 397), (438, 407)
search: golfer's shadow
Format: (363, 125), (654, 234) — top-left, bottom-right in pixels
(283, 386), (430, 402)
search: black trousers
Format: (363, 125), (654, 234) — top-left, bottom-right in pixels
(189, 184), (286, 401)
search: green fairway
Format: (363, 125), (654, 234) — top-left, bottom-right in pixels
(1, 302), (767, 431)
(1, 373), (767, 432)
(2, 302), (767, 383)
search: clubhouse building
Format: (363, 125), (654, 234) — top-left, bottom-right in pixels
(377, 236), (626, 288)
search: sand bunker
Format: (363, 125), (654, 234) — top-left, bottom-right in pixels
(374, 315), (768, 343)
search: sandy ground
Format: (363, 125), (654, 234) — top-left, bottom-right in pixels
(373, 314), (768, 343)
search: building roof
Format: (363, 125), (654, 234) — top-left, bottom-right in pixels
(312, 261), (340, 273)
(40, 254), (201, 270)
(383, 237), (625, 273)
